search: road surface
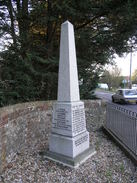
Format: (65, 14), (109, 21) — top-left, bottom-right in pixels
(95, 91), (113, 101)
(95, 90), (137, 113)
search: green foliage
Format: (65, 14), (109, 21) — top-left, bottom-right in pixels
(0, 0), (137, 106)
(119, 163), (125, 173)
(0, 48), (58, 106)
(132, 69), (137, 83)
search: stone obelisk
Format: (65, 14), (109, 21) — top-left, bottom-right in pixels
(46, 21), (95, 168)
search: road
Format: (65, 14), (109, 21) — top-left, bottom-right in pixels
(95, 90), (137, 113)
(95, 91), (113, 101)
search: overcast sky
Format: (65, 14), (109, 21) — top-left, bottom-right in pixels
(114, 52), (137, 76)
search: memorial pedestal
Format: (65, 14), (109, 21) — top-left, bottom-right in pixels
(44, 101), (96, 168)
(49, 101), (89, 157)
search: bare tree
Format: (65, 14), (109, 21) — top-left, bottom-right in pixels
(101, 65), (122, 90)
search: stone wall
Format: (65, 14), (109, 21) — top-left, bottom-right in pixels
(0, 100), (106, 173)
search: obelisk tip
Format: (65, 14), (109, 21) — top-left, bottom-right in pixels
(62, 20), (72, 26)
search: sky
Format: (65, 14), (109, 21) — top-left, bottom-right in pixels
(114, 52), (137, 76)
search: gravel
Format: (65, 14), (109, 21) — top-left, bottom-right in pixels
(0, 109), (137, 183)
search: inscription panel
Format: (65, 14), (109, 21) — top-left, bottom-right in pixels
(72, 104), (86, 135)
(75, 134), (88, 147)
(52, 102), (86, 136)
(52, 108), (71, 131)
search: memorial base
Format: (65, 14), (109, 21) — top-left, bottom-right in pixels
(43, 146), (96, 168)
(49, 131), (89, 158)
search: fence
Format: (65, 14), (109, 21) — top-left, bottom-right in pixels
(106, 102), (137, 156)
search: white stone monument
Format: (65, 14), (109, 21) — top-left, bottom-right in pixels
(45, 21), (95, 168)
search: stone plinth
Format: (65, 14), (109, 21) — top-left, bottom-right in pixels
(50, 101), (89, 158)
(45, 146), (95, 168)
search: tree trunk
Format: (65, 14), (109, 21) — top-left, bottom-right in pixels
(6, 0), (17, 46)
(46, 0), (56, 58)
(16, 0), (29, 57)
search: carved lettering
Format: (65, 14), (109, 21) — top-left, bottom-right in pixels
(75, 135), (88, 147)
(72, 107), (85, 134)
(53, 108), (71, 130)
